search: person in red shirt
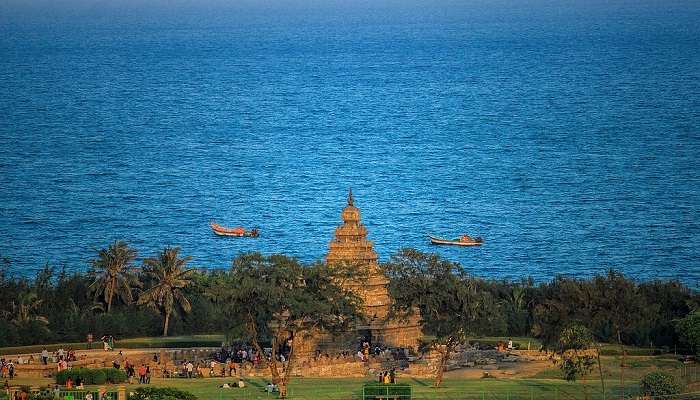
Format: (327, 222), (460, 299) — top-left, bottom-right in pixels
(138, 365), (147, 384)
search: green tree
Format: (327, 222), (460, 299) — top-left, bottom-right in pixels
(555, 324), (596, 400)
(89, 240), (139, 313)
(138, 247), (195, 336)
(639, 280), (692, 347)
(591, 270), (649, 400)
(385, 249), (484, 387)
(503, 284), (531, 336)
(209, 253), (361, 398)
(532, 278), (577, 345)
(676, 309), (700, 356)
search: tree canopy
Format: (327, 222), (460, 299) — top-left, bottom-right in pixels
(89, 240), (139, 313)
(208, 253), (362, 397)
(138, 246), (196, 336)
(385, 249), (490, 387)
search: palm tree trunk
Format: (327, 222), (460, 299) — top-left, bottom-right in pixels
(163, 310), (170, 337)
(107, 279), (115, 313)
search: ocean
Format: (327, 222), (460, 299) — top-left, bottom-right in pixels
(1, 0), (699, 286)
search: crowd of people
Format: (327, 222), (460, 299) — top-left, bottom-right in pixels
(0, 359), (15, 379)
(164, 358), (239, 379)
(0, 347), (86, 380)
(378, 369), (396, 384)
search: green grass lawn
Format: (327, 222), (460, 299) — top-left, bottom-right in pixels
(3, 374), (659, 400)
(110, 377), (630, 400)
(3, 337), (696, 399)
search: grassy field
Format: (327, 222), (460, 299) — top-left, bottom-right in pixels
(3, 337), (697, 399)
(6, 354), (698, 400)
(3, 376), (629, 400)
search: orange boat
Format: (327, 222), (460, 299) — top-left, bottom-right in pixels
(210, 221), (259, 237)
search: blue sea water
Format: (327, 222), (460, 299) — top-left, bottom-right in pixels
(1, 1), (699, 286)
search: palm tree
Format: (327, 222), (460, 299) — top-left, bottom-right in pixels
(89, 240), (139, 313)
(138, 247), (195, 336)
(7, 291), (48, 325)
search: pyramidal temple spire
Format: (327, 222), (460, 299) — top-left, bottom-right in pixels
(321, 190), (422, 352)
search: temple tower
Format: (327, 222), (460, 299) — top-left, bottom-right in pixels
(325, 189), (421, 348)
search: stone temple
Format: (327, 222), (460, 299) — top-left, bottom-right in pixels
(300, 189), (422, 353)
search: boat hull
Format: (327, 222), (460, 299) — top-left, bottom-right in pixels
(212, 230), (255, 237)
(210, 221), (259, 237)
(429, 235), (483, 246)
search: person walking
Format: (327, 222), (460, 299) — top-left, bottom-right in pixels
(138, 364), (146, 384)
(186, 361), (194, 379)
(228, 360), (236, 377)
(41, 349), (49, 365)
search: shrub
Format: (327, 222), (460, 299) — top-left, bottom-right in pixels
(90, 369), (107, 385)
(130, 387), (197, 400)
(104, 368), (128, 384)
(640, 372), (682, 396)
(55, 368), (126, 385)
(676, 310), (700, 357)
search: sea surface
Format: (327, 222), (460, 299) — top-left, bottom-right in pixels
(1, 1), (699, 286)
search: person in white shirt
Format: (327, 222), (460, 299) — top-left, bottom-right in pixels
(41, 349), (49, 365)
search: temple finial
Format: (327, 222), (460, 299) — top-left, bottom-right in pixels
(347, 187), (354, 206)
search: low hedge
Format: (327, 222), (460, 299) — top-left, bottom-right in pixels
(55, 368), (127, 385)
(0, 335), (225, 356)
(599, 347), (664, 356)
(0, 342), (88, 356)
(129, 387), (197, 400)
